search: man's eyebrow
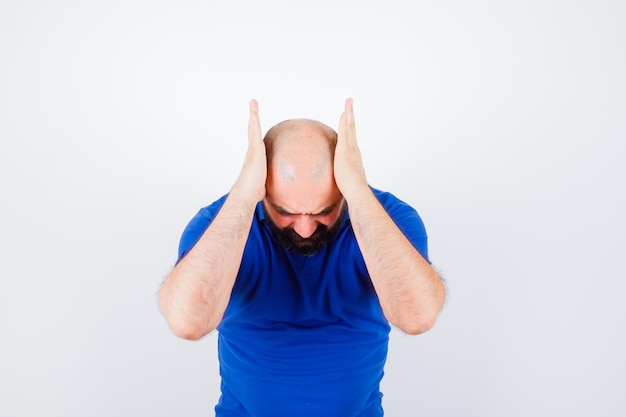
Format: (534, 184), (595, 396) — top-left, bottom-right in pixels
(272, 204), (295, 215)
(311, 202), (339, 215)
(272, 201), (340, 216)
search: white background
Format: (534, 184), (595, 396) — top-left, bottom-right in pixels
(1, 1), (624, 416)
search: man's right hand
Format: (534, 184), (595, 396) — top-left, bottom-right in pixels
(160, 100), (267, 339)
(232, 99), (266, 203)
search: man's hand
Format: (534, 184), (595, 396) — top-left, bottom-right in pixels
(232, 99), (266, 203)
(160, 100), (267, 339)
(334, 99), (446, 334)
(334, 98), (370, 200)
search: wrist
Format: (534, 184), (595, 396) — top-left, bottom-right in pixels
(227, 185), (263, 213)
(340, 182), (373, 206)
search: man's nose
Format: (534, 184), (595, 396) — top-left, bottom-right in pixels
(292, 216), (317, 238)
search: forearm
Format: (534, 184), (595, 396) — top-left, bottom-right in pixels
(346, 187), (446, 334)
(159, 191), (257, 340)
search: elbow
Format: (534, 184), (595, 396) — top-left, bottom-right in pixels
(168, 320), (212, 341)
(162, 307), (217, 340)
(170, 326), (210, 341)
(159, 293), (215, 341)
(399, 286), (447, 335)
(393, 302), (443, 335)
(396, 313), (438, 335)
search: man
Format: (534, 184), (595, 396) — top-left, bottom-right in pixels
(159, 99), (446, 416)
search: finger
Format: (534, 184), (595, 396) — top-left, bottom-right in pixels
(338, 108), (348, 141)
(344, 97), (353, 114)
(248, 99), (261, 142)
(339, 97), (353, 134)
(343, 98), (356, 142)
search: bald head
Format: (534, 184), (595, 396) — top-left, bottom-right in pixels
(262, 118), (345, 249)
(264, 119), (338, 183)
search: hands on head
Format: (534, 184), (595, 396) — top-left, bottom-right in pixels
(235, 98), (368, 203)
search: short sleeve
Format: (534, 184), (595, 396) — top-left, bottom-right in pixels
(176, 194), (228, 264)
(373, 188), (430, 263)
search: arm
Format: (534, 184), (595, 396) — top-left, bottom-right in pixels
(334, 99), (446, 335)
(158, 100), (266, 340)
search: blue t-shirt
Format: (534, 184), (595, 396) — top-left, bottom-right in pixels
(177, 188), (429, 417)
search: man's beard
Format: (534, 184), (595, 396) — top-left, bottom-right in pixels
(263, 203), (347, 256)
